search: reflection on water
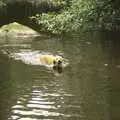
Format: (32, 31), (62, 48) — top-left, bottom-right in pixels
(11, 88), (75, 120)
(0, 32), (119, 120)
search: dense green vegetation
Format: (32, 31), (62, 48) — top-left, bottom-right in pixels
(30, 0), (120, 34)
(0, 0), (120, 34)
(0, 0), (66, 27)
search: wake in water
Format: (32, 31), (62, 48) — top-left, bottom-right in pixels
(7, 49), (69, 73)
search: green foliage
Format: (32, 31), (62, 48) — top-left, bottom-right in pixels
(30, 0), (120, 34)
(0, 1), (6, 7)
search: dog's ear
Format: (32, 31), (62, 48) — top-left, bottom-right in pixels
(53, 60), (56, 64)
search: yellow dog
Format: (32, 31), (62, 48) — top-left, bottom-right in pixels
(40, 54), (63, 73)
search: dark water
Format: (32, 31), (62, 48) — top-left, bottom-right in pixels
(0, 32), (120, 120)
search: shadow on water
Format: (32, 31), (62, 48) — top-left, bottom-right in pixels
(0, 31), (120, 120)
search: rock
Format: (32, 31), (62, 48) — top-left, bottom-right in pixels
(0, 22), (40, 37)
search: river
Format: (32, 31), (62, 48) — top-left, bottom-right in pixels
(0, 31), (119, 120)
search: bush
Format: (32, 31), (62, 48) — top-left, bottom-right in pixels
(30, 0), (120, 34)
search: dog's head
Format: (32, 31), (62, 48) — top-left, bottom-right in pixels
(53, 56), (63, 73)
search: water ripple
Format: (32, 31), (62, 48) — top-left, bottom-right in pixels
(8, 50), (69, 68)
(28, 100), (55, 105)
(12, 109), (60, 116)
(9, 88), (80, 120)
(27, 104), (57, 109)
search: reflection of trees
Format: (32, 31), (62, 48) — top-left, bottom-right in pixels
(99, 31), (120, 120)
(0, 51), (34, 120)
(59, 33), (111, 119)
(0, 53), (13, 120)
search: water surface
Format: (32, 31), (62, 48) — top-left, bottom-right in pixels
(0, 32), (119, 120)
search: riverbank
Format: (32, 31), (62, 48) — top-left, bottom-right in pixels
(0, 22), (40, 37)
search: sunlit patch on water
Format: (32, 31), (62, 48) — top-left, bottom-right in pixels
(8, 87), (82, 120)
(1, 44), (31, 48)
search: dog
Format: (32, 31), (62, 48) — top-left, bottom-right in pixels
(39, 54), (63, 73)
